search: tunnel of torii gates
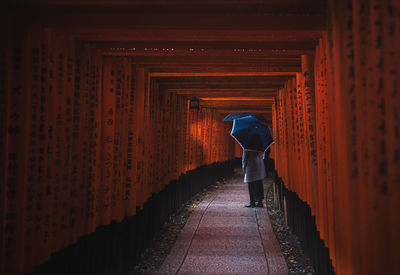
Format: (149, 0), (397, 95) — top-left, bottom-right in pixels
(1, 0), (399, 274)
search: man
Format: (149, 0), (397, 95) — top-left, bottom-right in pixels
(242, 150), (266, 208)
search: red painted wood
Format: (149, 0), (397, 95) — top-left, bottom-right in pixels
(1, 1), (400, 273)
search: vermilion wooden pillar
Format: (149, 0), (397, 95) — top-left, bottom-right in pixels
(328, 1), (354, 273)
(314, 34), (335, 260)
(365, 1), (396, 273)
(326, 1), (399, 273)
(101, 56), (116, 225)
(1, 22), (242, 273)
(285, 79), (295, 191)
(352, 1), (373, 273)
(23, 25), (42, 273)
(383, 1), (400, 270)
(133, 66), (146, 209)
(271, 103), (277, 161)
(123, 58), (137, 217)
(296, 72), (306, 199)
(3, 24), (29, 275)
(301, 54), (319, 226)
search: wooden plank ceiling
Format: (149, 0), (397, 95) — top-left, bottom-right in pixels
(5, 0), (327, 122)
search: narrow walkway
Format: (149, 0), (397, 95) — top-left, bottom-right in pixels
(159, 176), (288, 275)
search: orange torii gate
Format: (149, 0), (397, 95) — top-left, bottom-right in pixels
(1, 0), (399, 274)
(272, 1), (400, 274)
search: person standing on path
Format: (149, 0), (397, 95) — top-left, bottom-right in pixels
(242, 150), (266, 208)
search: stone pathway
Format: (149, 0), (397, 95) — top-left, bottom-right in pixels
(158, 176), (288, 275)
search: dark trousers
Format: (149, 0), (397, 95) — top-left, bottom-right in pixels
(247, 180), (264, 203)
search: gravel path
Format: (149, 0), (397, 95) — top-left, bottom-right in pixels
(126, 172), (315, 274)
(264, 178), (315, 275)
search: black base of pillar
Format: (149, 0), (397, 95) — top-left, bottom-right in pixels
(29, 159), (241, 275)
(274, 178), (336, 275)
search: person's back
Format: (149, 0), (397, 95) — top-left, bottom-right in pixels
(243, 150), (266, 183)
(242, 150), (266, 208)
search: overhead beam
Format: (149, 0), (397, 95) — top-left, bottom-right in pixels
(171, 91), (277, 98)
(215, 107), (272, 111)
(154, 75), (292, 82)
(151, 72), (297, 77)
(9, 7), (326, 30)
(201, 101), (273, 106)
(115, 55), (302, 72)
(170, 88), (277, 92)
(8, 0), (327, 15)
(145, 64), (301, 73)
(159, 83), (285, 89)
(100, 41), (317, 56)
(109, 55), (302, 64)
(198, 98), (274, 101)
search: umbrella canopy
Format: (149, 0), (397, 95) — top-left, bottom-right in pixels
(223, 112), (267, 123)
(231, 115), (273, 152)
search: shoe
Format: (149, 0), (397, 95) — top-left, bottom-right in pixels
(244, 202), (255, 208)
(255, 201), (263, 208)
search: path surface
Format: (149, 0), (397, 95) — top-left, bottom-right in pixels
(158, 176), (288, 275)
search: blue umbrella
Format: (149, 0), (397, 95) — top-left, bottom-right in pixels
(223, 112), (267, 123)
(231, 115), (273, 152)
